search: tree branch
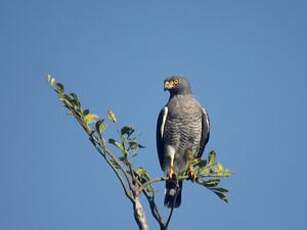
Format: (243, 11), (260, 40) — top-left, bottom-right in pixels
(138, 176), (167, 193)
(143, 189), (165, 228)
(89, 134), (134, 201)
(164, 186), (178, 230)
(133, 196), (149, 230)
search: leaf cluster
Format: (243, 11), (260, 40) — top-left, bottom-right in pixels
(48, 75), (146, 177)
(182, 150), (232, 203)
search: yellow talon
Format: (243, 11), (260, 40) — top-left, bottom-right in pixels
(169, 168), (176, 179)
(168, 157), (176, 179)
(188, 165), (197, 181)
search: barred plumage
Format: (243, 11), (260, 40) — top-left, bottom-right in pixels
(156, 76), (210, 208)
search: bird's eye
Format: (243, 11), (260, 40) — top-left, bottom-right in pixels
(174, 79), (179, 85)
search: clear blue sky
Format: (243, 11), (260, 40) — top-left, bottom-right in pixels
(1, 0), (307, 229)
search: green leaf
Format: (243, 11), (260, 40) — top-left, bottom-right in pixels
(70, 93), (80, 107)
(47, 75), (64, 94)
(193, 159), (207, 168)
(121, 126), (135, 137)
(70, 92), (78, 101)
(208, 151), (216, 165)
(59, 95), (73, 109)
(212, 187), (229, 193)
(107, 110), (117, 123)
(47, 74), (56, 87)
(134, 167), (153, 193)
(118, 156), (126, 161)
(216, 163), (225, 176)
(223, 169), (233, 177)
(135, 167), (146, 176)
(95, 119), (107, 134)
(83, 109), (90, 116)
(129, 141), (139, 151)
(138, 144), (145, 148)
(212, 190), (228, 203)
(214, 188), (229, 193)
(128, 140), (144, 150)
(213, 163), (233, 177)
(108, 138), (127, 156)
(135, 167), (151, 181)
(55, 83), (64, 94)
(207, 186), (229, 203)
(109, 138), (122, 148)
(199, 166), (210, 176)
(62, 94), (72, 101)
(200, 179), (221, 187)
(84, 113), (99, 125)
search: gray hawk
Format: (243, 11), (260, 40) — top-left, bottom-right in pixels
(156, 76), (210, 208)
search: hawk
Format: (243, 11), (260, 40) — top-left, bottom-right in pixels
(156, 76), (210, 208)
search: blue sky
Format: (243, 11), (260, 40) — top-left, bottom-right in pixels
(1, 0), (307, 229)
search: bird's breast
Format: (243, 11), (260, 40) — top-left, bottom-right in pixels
(164, 95), (203, 153)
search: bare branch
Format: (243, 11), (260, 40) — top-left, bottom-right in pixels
(90, 135), (134, 201)
(133, 197), (149, 230)
(143, 190), (165, 228)
(138, 176), (167, 193)
(163, 182), (181, 230)
(165, 206), (175, 229)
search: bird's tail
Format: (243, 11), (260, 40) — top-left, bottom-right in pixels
(164, 180), (183, 208)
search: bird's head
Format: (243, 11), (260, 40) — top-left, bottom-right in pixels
(164, 75), (192, 96)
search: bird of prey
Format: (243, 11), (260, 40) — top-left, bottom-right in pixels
(156, 76), (210, 208)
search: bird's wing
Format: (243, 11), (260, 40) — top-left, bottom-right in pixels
(197, 107), (210, 158)
(156, 106), (168, 169)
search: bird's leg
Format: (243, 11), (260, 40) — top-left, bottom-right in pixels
(188, 164), (197, 182)
(168, 157), (176, 180)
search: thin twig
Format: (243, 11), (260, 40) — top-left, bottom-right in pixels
(103, 147), (134, 195)
(118, 126), (137, 188)
(133, 177), (166, 229)
(143, 191), (165, 228)
(89, 128), (151, 230)
(165, 203), (175, 229)
(140, 173), (231, 192)
(138, 176), (167, 193)
(90, 134), (134, 201)
(164, 183), (180, 230)
(126, 160), (137, 185)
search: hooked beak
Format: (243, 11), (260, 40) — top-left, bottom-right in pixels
(164, 81), (173, 91)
